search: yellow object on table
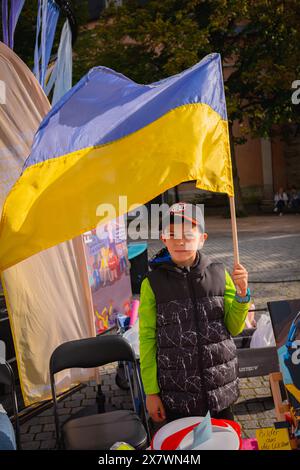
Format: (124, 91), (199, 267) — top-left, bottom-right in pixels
(256, 427), (292, 450)
(110, 442), (135, 450)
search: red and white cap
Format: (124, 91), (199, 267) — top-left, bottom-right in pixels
(161, 202), (204, 231)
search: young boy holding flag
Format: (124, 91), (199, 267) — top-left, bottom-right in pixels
(139, 203), (250, 424)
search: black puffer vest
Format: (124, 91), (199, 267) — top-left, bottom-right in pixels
(147, 249), (239, 417)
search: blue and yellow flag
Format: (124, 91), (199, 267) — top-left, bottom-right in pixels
(0, 53), (233, 271)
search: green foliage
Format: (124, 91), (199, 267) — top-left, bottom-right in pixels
(72, 0), (300, 142)
(3, 1), (300, 143)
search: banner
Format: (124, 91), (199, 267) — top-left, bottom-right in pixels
(83, 217), (132, 334)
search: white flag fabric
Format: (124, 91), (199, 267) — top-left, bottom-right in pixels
(0, 42), (97, 406)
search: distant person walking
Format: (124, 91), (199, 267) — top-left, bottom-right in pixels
(274, 187), (288, 216)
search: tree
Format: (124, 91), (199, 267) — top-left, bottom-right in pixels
(72, 0), (300, 215)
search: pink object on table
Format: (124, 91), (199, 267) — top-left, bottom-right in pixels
(241, 438), (258, 450)
(129, 299), (139, 326)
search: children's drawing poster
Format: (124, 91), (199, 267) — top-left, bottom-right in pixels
(268, 299), (300, 435)
(83, 217), (132, 334)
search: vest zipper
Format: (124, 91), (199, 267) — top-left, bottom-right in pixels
(184, 270), (209, 413)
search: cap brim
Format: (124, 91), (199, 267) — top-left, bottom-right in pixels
(172, 214), (198, 225)
(161, 213), (198, 229)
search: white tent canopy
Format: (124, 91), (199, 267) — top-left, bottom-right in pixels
(0, 41), (97, 406)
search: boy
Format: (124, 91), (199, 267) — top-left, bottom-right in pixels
(139, 203), (250, 425)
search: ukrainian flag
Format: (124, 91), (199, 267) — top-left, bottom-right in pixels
(0, 53), (233, 271)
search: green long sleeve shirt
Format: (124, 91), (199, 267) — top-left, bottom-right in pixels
(139, 270), (250, 395)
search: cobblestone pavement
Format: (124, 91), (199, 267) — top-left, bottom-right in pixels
(20, 373), (275, 449)
(20, 215), (299, 449)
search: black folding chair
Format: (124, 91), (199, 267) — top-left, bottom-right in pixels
(0, 360), (21, 449)
(49, 335), (150, 450)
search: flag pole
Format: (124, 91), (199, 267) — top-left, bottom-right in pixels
(229, 195), (240, 266)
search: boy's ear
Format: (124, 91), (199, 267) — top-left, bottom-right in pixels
(203, 232), (208, 241)
(160, 233), (167, 245)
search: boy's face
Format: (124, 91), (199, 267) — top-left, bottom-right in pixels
(161, 223), (208, 265)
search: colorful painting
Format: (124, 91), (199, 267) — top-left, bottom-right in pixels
(83, 217), (132, 334)
(268, 299), (300, 434)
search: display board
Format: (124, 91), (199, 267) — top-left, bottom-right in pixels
(83, 217), (132, 334)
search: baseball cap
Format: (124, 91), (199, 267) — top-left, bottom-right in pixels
(161, 202), (204, 233)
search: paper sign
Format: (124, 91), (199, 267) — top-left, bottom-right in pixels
(256, 427), (292, 450)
